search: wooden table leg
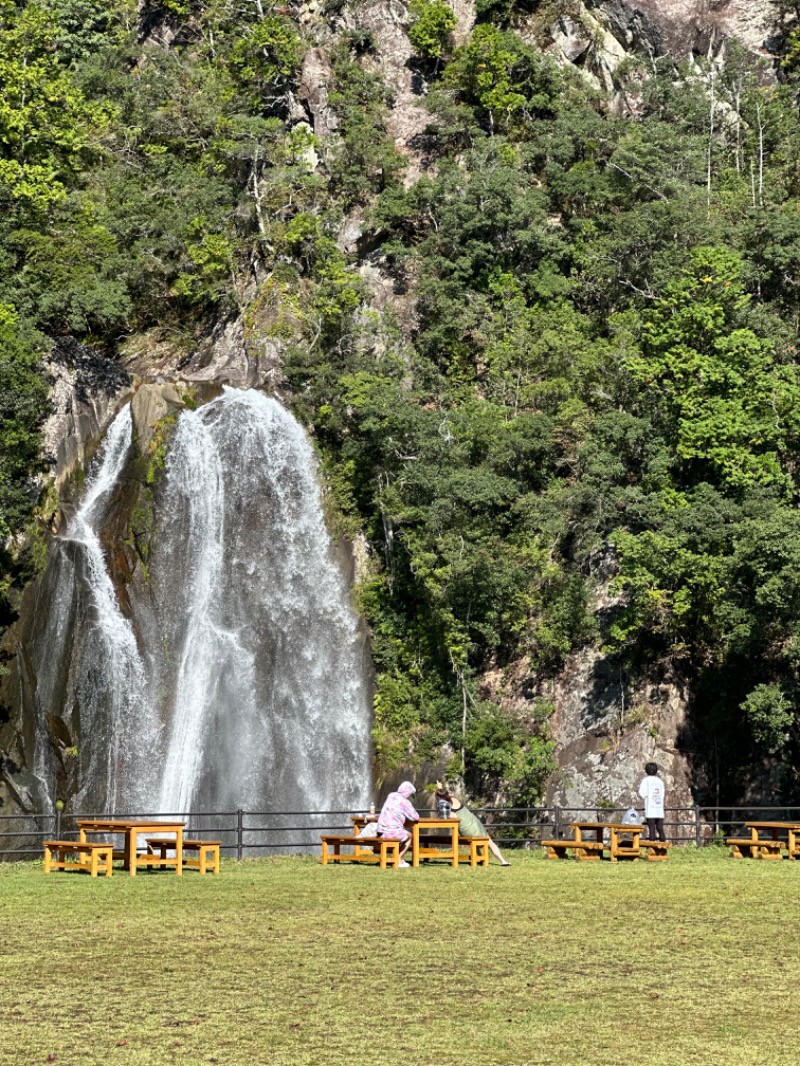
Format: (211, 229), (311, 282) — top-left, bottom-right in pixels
(78, 826), (88, 866)
(411, 823), (420, 868)
(127, 829), (137, 876)
(450, 824), (458, 869)
(175, 826), (183, 877)
(594, 826), (605, 858)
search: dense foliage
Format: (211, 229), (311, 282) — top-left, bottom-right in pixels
(6, 0), (800, 800)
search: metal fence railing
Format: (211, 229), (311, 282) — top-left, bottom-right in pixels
(3, 804), (800, 861)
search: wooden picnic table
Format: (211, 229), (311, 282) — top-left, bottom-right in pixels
(411, 817), (461, 868)
(744, 821), (800, 859)
(571, 821), (644, 862)
(352, 814), (476, 868)
(353, 813), (462, 867)
(77, 819), (185, 877)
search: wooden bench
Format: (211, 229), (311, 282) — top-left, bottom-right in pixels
(145, 838), (221, 874)
(540, 839), (604, 862)
(459, 836), (489, 867)
(639, 841), (672, 861)
(610, 832), (642, 861)
(320, 834), (400, 869)
(726, 837), (784, 860)
(43, 841), (113, 878)
(415, 832), (489, 867)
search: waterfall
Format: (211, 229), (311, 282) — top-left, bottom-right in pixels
(32, 387), (371, 820)
(31, 405), (150, 811)
(149, 388), (371, 815)
(153, 408), (227, 814)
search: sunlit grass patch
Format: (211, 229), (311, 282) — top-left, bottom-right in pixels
(1, 848), (798, 1065)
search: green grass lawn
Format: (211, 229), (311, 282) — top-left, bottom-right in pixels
(1, 848), (798, 1065)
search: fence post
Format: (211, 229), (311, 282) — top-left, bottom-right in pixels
(554, 805), (562, 840)
(237, 809), (243, 862)
(55, 808), (61, 841)
(694, 805), (702, 848)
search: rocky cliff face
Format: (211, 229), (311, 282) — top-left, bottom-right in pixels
(0, 374), (177, 818)
(538, 0), (778, 106)
(478, 579), (697, 816)
(545, 647), (694, 816)
(42, 338), (133, 497)
(608, 0), (776, 59)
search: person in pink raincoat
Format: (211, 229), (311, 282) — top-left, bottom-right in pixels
(376, 781), (419, 867)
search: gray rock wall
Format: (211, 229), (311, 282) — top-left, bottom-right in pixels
(546, 646), (695, 816)
(42, 338), (133, 495)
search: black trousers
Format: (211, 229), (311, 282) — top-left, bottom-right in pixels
(646, 818), (666, 842)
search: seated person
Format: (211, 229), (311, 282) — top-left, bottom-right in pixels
(376, 781), (419, 867)
(435, 785), (510, 866)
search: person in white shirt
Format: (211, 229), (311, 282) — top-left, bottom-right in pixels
(638, 762), (666, 842)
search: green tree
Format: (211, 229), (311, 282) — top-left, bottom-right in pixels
(408, 0), (457, 61)
(0, 0), (112, 212)
(441, 25), (560, 133)
(631, 247), (800, 492)
(0, 305), (48, 545)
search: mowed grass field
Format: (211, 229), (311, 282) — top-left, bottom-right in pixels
(1, 848), (798, 1066)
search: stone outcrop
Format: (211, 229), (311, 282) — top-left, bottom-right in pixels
(298, 48), (339, 138)
(545, 647), (695, 815)
(538, 0), (778, 101)
(42, 338), (133, 491)
(614, 0), (776, 59)
(121, 316), (282, 391)
(478, 641), (696, 815)
(354, 0), (432, 186)
(129, 383), (186, 454)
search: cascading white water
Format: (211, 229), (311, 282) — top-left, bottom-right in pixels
(31, 405), (151, 811)
(147, 388), (371, 816)
(153, 408), (228, 814)
(32, 387), (371, 820)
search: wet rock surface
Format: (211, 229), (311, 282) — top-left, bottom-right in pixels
(130, 383), (185, 454)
